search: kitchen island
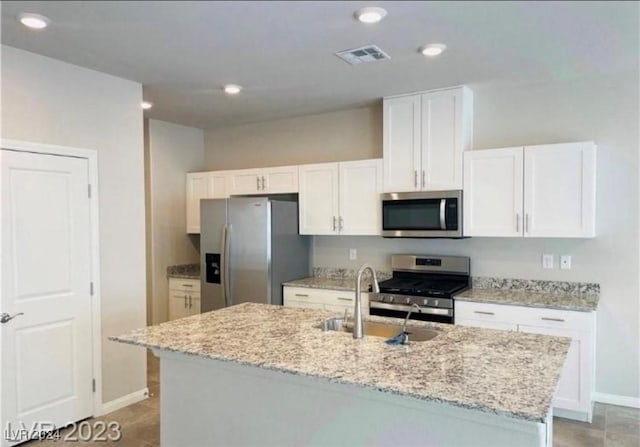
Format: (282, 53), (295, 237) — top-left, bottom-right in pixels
(111, 303), (570, 447)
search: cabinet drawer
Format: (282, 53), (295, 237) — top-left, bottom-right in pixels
(455, 301), (520, 323)
(169, 278), (201, 293)
(518, 307), (594, 332)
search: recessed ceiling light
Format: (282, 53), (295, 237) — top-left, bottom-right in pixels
(18, 13), (50, 30)
(141, 101), (153, 110)
(420, 43), (447, 57)
(354, 7), (387, 24)
(223, 84), (242, 95)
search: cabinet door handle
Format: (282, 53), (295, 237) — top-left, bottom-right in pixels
(422, 170), (426, 188)
(474, 311), (495, 316)
(189, 295), (192, 309)
(261, 176), (266, 190)
(339, 216), (344, 231)
(525, 213), (530, 233)
(294, 293), (309, 297)
(516, 213), (520, 233)
(337, 297), (352, 301)
(256, 176), (260, 190)
(414, 170), (418, 188)
(332, 216), (337, 232)
(541, 317), (565, 322)
(184, 296), (188, 308)
(182, 283), (193, 288)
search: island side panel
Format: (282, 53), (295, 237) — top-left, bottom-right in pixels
(157, 351), (550, 447)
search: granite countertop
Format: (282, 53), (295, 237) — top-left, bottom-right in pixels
(111, 302), (570, 423)
(282, 277), (358, 291)
(167, 263), (200, 280)
(455, 288), (599, 312)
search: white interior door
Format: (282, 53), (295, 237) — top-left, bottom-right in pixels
(1, 149), (94, 445)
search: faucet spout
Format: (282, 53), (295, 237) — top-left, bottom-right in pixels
(402, 303), (422, 332)
(354, 264), (379, 339)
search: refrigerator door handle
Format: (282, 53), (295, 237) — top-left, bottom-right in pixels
(223, 224), (232, 306)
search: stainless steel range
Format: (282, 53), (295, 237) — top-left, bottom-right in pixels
(370, 254), (470, 324)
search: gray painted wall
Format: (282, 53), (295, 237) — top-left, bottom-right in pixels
(204, 73), (639, 400)
(1, 46), (147, 403)
(146, 119), (204, 325)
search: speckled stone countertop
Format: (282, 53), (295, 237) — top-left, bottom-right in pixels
(167, 263), (200, 279)
(111, 303), (570, 423)
(282, 277), (359, 291)
(283, 267), (392, 291)
(455, 289), (599, 312)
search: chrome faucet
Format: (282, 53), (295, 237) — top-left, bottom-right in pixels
(354, 264), (380, 339)
(402, 303), (421, 333)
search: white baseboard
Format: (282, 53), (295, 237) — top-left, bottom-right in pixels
(593, 392), (640, 408)
(99, 388), (149, 416)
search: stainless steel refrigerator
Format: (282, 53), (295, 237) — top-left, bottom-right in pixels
(200, 197), (311, 311)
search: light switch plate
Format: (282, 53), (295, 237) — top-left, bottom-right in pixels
(349, 248), (357, 261)
(542, 254), (554, 269)
(560, 255), (572, 270)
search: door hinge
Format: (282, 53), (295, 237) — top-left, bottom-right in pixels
(90, 282), (94, 295)
(92, 379), (96, 393)
(88, 184), (92, 198)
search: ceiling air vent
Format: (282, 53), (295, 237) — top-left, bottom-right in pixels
(335, 45), (391, 65)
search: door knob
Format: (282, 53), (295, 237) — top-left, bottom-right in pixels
(0, 312), (24, 323)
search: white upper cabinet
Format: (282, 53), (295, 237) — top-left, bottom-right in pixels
(383, 95), (421, 192)
(463, 147), (524, 237)
(298, 163), (340, 235)
(228, 166), (298, 195)
(228, 168), (264, 195)
(186, 172), (209, 234)
(383, 86), (473, 192)
(464, 142), (596, 238)
(262, 166), (298, 193)
(338, 159), (383, 235)
(524, 142), (596, 238)
(299, 159), (382, 235)
(208, 172), (229, 199)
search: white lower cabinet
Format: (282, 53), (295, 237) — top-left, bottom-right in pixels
(455, 300), (595, 422)
(169, 278), (201, 320)
(283, 286), (368, 316)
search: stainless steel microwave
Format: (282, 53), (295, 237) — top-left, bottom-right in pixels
(381, 190), (463, 238)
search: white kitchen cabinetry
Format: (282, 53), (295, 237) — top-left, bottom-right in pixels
(463, 147), (524, 237)
(228, 166), (298, 195)
(299, 159), (382, 235)
(524, 143), (596, 238)
(186, 171), (230, 233)
(283, 286), (368, 316)
(169, 278), (201, 320)
(186, 172), (209, 234)
(383, 87), (473, 192)
(455, 300), (595, 422)
(463, 142), (596, 238)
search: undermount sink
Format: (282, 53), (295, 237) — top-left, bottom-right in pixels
(322, 319), (439, 342)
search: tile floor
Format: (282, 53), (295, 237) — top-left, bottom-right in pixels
(24, 350), (640, 446)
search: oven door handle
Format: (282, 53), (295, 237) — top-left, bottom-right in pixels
(439, 199), (447, 230)
(370, 301), (453, 317)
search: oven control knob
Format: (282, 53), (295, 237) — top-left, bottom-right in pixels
(423, 298), (429, 306)
(389, 296), (395, 303)
(434, 300), (439, 307)
(405, 297), (411, 304)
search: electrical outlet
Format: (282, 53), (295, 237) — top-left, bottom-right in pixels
(542, 254), (554, 269)
(560, 255), (572, 270)
(349, 248), (357, 261)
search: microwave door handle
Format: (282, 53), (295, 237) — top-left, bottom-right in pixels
(439, 199), (446, 230)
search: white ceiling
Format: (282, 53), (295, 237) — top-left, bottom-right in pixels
(1, 1), (637, 129)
